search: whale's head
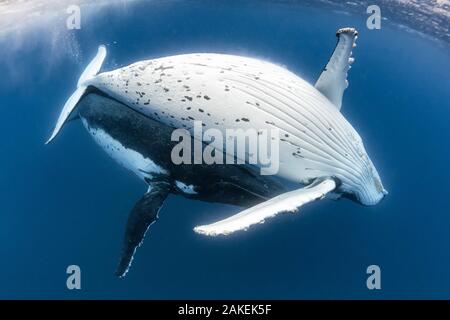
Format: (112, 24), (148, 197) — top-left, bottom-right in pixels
(343, 156), (387, 206)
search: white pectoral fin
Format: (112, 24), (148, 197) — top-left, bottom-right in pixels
(315, 28), (358, 110)
(46, 45), (106, 144)
(194, 178), (336, 236)
(77, 45), (106, 87)
(45, 86), (87, 144)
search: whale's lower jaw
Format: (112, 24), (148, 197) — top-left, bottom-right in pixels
(334, 167), (385, 206)
(341, 185), (385, 206)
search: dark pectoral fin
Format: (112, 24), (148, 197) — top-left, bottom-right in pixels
(116, 182), (171, 278)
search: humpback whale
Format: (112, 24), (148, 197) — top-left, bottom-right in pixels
(46, 28), (387, 277)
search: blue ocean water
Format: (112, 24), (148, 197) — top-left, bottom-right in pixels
(0, 1), (449, 299)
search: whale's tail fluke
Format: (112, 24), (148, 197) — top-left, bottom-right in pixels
(45, 45), (107, 144)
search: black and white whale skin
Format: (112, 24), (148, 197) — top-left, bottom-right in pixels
(47, 28), (387, 277)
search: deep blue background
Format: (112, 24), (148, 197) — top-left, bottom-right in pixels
(0, 1), (449, 299)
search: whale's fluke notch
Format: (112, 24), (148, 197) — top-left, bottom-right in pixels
(116, 181), (171, 278)
(45, 45), (107, 144)
(193, 178), (336, 236)
(315, 28), (358, 110)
